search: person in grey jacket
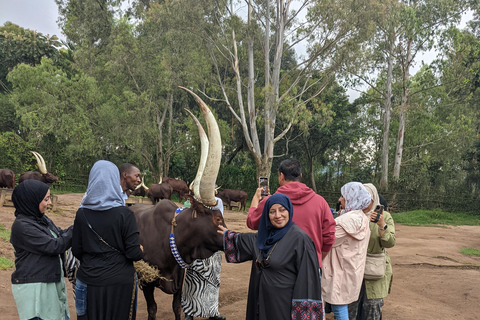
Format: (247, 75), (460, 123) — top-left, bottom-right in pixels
(10, 179), (73, 320)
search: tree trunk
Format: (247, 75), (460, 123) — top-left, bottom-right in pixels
(309, 159), (317, 193)
(393, 38), (412, 180)
(164, 92), (174, 178)
(156, 99), (169, 183)
(380, 39), (394, 190)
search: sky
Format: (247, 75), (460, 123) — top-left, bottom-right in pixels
(0, 1), (473, 101)
(0, 0), (66, 41)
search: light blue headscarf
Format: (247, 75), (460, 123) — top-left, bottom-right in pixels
(80, 160), (125, 210)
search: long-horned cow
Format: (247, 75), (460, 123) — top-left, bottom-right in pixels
(161, 177), (189, 201)
(130, 87), (224, 320)
(18, 151), (59, 184)
(216, 188), (248, 211)
(131, 177), (148, 197)
(0, 169), (15, 188)
(146, 182), (173, 204)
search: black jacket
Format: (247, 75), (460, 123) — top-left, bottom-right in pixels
(10, 214), (73, 284)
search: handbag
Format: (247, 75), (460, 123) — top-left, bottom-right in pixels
(364, 249), (386, 280)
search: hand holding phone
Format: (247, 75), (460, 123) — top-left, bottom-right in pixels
(259, 177), (268, 197)
(373, 205), (384, 223)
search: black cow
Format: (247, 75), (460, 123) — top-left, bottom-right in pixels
(216, 188), (248, 211)
(0, 169), (15, 188)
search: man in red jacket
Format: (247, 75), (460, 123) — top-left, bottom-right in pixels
(247, 158), (336, 267)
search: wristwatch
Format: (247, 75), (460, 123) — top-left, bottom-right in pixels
(381, 224), (388, 231)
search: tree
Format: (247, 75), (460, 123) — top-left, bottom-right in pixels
(391, 0), (467, 181)
(204, 0), (378, 183)
(7, 57), (101, 174)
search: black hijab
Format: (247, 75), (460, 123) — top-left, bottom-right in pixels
(257, 193), (294, 256)
(12, 179), (50, 226)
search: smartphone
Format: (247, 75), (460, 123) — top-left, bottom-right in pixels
(373, 205), (384, 223)
(259, 177), (268, 196)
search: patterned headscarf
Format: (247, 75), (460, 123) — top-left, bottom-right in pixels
(363, 183), (380, 214)
(341, 182), (371, 213)
(257, 194), (294, 256)
(12, 179), (50, 225)
(80, 160), (125, 210)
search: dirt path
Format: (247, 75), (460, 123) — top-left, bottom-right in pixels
(1, 193), (479, 319)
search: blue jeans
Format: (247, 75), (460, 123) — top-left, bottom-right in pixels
(75, 278), (87, 316)
(331, 304), (349, 320)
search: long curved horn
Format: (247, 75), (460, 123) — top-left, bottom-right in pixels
(31, 151), (47, 174)
(141, 178), (149, 191)
(185, 108), (209, 201)
(179, 86), (221, 206)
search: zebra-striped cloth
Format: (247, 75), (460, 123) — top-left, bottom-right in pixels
(181, 251), (222, 318)
(64, 248), (80, 299)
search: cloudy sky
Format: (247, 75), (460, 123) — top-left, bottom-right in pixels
(1, 1), (472, 101)
(0, 0), (66, 40)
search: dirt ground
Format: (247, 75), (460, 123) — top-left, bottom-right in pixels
(0, 193), (479, 320)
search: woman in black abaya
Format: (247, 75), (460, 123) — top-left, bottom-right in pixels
(218, 193), (323, 320)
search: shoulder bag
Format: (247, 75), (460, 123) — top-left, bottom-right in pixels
(364, 249), (386, 280)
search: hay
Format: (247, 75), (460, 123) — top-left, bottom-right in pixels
(134, 260), (172, 284)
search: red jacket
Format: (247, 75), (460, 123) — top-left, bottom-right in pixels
(247, 182), (336, 267)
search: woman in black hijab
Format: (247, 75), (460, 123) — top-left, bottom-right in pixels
(10, 179), (73, 320)
(218, 193), (324, 320)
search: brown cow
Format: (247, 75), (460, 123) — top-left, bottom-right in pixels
(18, 152), (59, 184)
(0, 169), (15, 188)
(146, 182), (173, 204)
(130, 87), (224, 320)
(161, 177), (189, 201)
(216, 188), (248, 211)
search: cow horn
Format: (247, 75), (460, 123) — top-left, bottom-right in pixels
(141, 177), (149, 191)
(30, 151), (47, 174)
(179, 86), (221, 206)
(185, 108), (209, 202)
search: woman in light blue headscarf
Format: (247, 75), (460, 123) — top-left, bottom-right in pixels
(72, 160), (143, 320)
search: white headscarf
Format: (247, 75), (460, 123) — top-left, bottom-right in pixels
(341, 182), (371, 213)
(80, 160), (125, 210)
(363, 183), (380, 214)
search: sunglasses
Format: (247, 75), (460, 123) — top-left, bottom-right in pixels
(255, 257), (270, 269)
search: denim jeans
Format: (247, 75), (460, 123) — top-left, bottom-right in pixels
(331, 304), (349, 320)
(75, 278), (87, 316)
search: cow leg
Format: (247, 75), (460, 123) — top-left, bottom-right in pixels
(142, 283), (157, 320)
(172, 289), (182, 320)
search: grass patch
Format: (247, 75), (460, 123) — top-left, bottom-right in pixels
(0, 224), (10, 242)
(0, 256), (14, 270)
(392, 209), (480, 227)
(460, 247), (480, 257)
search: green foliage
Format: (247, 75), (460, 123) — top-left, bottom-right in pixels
(0, 22), (61, 93)
(0, 257), (14, 270)
(459, 247), (480, 257)
(392, 209), (480, 227)
(0, 224), (10, 242)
